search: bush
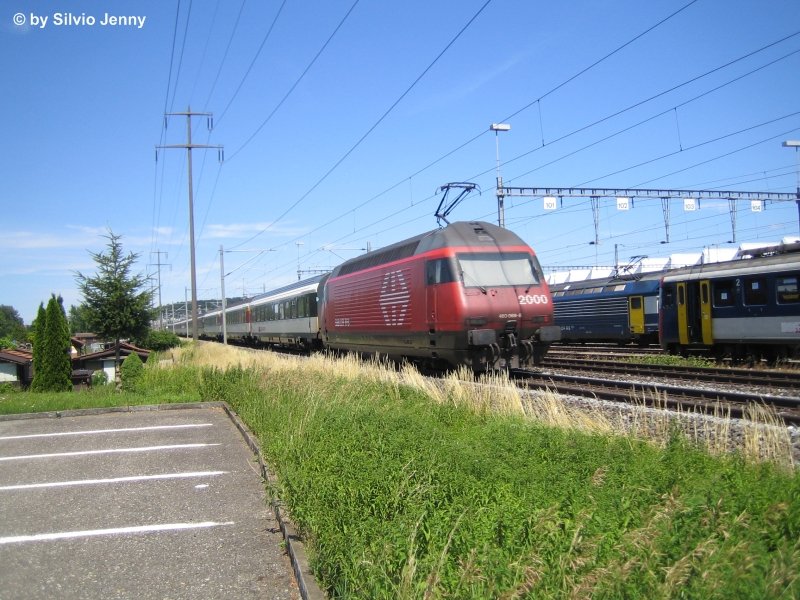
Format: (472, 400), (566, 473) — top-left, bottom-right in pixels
(119, 352), (144, 391)
(91, 370), (109, 386)
(0, 336), (16, 350)
(138, 329), (182, 351)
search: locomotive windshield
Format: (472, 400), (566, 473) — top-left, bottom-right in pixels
(457, 252), (541, 288)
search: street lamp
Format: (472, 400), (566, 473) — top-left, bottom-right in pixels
(783, 141), (800, 235)
(490, 123), (511, 228)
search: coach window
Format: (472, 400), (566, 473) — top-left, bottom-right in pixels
(777, 276), (800, 304)
(743, 277), (767, 306)
(309, 294), (318, 317)
(713, 280), (735, 307)
(630, 296), (642, 310)
(662, 285), (675, 307)
(426, 258), (455, 285)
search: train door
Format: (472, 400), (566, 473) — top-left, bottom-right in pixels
(677, 281), (709, 346)
(628, 295), (645, 335)
(699, 280), (713, 345)
(426, 258), (456, 349)
(676, 282), (689, 345)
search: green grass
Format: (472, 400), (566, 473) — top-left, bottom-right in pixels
(623, 354), (718, 368)
(193, 355), (799, 599)
(2, 344), (798, 598)
(0, 355), (202, 414)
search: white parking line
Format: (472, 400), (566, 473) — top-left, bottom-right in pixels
(0, 443), (220, 462)
(0, 471), (228, 491)
(0, 522), (236, 545)
(0, 423), (214, 441)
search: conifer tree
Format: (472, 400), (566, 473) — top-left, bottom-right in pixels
(75, 230), (153, 368)
(30, 303), (46, 392)
(31, 295), (72, 392)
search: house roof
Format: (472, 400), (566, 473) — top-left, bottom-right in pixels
(76, 341), (150, 362)
(0, 348), (33, 366)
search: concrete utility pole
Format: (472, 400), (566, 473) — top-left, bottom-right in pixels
(219, 245), (227, 345)
(149, 250), (170, 330)
(156, 107), (223, 341)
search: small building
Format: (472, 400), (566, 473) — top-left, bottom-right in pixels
(73, 342), (150, 383)
(0, 349), (33, 387)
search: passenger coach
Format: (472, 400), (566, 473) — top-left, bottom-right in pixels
(551, 274), (661, 345)
(659, 243), (800, 362)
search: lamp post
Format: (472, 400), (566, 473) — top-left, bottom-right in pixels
(490, 123), (511, 228)
(783, 140), (800, 236)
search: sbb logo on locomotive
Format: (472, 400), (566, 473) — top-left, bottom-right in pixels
(380, 270), (411, 326)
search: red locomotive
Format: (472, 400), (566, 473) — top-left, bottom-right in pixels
(321, 221), (560, 371)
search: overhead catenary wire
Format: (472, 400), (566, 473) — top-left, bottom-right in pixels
(254, 4), (773, 261)
(171, 5), (797, 301)
(195, 0), (718, 287)
(229, 0), (496, 251)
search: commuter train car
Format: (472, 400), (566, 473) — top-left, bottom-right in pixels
(660, 243), (800, 362)
(321, 221), (560, 371)
(550, 273), (662, 345)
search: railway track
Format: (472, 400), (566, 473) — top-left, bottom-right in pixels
(549, 344), (663, 357)
(540, 357), (800, 392)
(514, 363), (800, 426)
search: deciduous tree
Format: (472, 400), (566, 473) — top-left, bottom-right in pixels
(0, 305), (27, 341)
(67, 303), (92, 335)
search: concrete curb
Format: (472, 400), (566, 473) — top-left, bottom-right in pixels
(0, 402), (327, 600)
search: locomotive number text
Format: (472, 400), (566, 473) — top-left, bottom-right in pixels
(518, 294), (549, 305)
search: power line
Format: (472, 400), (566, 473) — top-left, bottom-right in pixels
(168, 0), (194, 112)
(194, 0), (362, 268)
(151, 0), (184, 256)
(188, 0), (221, 102)
(226, 0), (361, 162)
(202, 0), (248, 111)
(229, 0), (496, 250)
(216, 0), (288, 126)
(503, 0), (701, 125)
(211, 9), (796, 289)
(255, 2), (758, 259)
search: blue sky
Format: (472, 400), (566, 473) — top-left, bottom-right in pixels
(2, 0), (799, 324)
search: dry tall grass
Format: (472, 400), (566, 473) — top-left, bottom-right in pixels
(165, 342), (795, 470)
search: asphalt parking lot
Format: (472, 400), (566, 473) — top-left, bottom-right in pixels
(0, 406), (300, 599)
